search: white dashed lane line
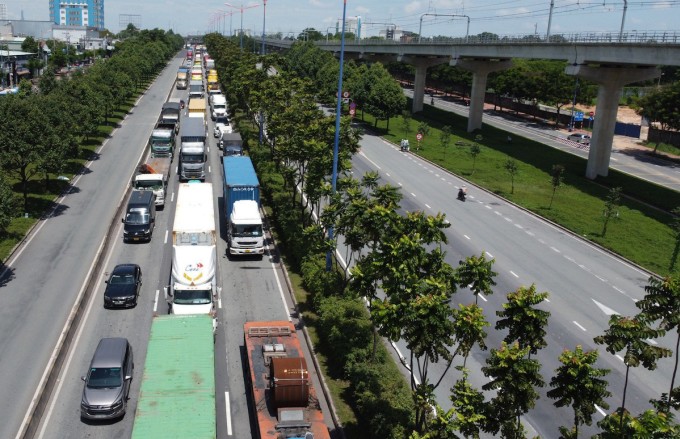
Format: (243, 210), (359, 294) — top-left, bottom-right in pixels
(509, 271), (519, 278)
(573, 321), (587, 331)
(425, 204), (431, 209)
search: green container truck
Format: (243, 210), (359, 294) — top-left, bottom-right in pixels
(131, 314), (215, 439)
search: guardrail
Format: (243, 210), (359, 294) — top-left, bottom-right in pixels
(272, 30), (680, 46)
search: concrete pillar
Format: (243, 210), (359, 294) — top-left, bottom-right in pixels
(412, 63), (427, 113)
(566, 64), (659, 179)
(451, 59), (512, 132)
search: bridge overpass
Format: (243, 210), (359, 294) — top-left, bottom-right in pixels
(265, 33), (680, 179)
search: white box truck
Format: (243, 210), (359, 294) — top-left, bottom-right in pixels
(167, 182), (219, 319)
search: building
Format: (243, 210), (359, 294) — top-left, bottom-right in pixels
(337, 16), (361, 38)
(49, 0), (104, 30)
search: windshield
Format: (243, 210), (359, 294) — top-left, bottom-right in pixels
(87, 367), (122, 388)
(215, 117), (228, 125)
(214, 104), (226, 110)
(125, 211), (149, 225)
(174, 289), (212, 305)
(135, 180), (162, 190)
(181, 152), (204, 163)
(110, 273), (135, 285)
(232, 224), (263, 238)
(152, 138), (171, 146)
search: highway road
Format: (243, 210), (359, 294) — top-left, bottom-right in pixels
(350, 130), (673, 437)
(409, 89), (680, 191)
(3, 52), (332, 439)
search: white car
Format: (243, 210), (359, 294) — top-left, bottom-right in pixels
(567, 133), (591, 145)
(213, 121), (232, 138)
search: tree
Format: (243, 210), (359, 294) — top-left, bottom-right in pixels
(637, 275), (680, 410)
(0, 176), (16, 236)
(482, 341), (544, 437)
(601, 186), (621, 237)
(456, 252), (497, 304)
(468, 135), (483, 175)
(549, 164), (565, 209)
(402, 110), (413, 138)
(547, 345), (611, 438)
(452, 303), (489, 368)
(449, 369), (487, 438)
(495, 284), (550, 359)
(505, 159), (518, 194)
(440, 125), (452, 157)
(634, 81), (680, 153)
(364, 63), (406, 130)
(594, 315), (672, 431)
(669, 207), (680, 271)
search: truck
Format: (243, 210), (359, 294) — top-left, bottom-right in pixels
(244, 321), (331, 439)
(148, 119), (176, 158)
(210, 94), (227, 120)
(189, 79), (204, 99)
(188, 98), (206, 118)
(168, 183), (218, 316)
(160, 101), (181, 133)
(176, 70), (188, 89)
(132, 155), (171, 207)
(179, 117), (207, 181)
(205, 59), (215, 70)
(222, 156), (264, 256)
(131, 314), (215, 439)
(219, 132), (243, 156)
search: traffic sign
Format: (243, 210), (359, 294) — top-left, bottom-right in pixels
(416, 133), (423, 141)
(574, 111), (584, 122)
(349, 108), (356, 116)
(342, 91), (350, 98)
(589, 111), (595, 116)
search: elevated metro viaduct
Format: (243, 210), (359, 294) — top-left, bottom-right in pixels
(265, 37), (680, 180)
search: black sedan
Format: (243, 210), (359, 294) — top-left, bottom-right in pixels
(104, 264), (142, 308)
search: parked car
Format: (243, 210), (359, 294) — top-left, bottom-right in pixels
(80, 338), (134, 420)
(104, 264), (142, 308)
(567, 133), (591, 145)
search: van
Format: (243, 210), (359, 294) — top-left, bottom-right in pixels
(122, 190), (156, 242)
(80, 338), (134, 420)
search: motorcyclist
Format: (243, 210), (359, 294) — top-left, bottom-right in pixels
(457, 186), (467, 201)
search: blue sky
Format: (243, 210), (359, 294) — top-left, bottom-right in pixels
(3, 0), (678, 37)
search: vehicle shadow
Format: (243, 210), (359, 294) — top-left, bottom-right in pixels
(0, 262), (15, 287)
(616, 148), (680, 168)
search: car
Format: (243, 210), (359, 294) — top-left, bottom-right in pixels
(567, 133), (591, 145)
(103, 264), (142, 308)
(81, 338), (134, 420)
(213, 119), (232, 138)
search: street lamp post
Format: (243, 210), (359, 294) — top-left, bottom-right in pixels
(327, 0), (348, 271)
(224, 2), (260, 50)
(261, 0), (267, 55)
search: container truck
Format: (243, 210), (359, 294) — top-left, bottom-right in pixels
(148, 119), (176, 158)
(132, 156), (171, 207)
(160, 101), (181, 134)
(222, 156), (264, 256)
(179, 117), (207, 181)
(167, 183), (218, 317)
(131, 315), (215, 439)
(189, 79), (204, 99)
(188, 98), (206, 118)
(176, 70), (188, 89)
(244, 321), (331, 439)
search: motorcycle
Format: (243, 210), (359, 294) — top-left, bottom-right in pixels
(457, 188), (467, 202)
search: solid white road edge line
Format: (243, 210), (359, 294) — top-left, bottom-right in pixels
(154, 289), (159, 313)
(35, 223), (120, 439)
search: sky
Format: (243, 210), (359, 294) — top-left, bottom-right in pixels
(2, 0), (678, 38)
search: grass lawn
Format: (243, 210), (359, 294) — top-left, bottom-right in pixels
(357, 103), (679, 276)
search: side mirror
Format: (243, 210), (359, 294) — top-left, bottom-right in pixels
(81, 376), (86, 382)
(151, 218), (155, 223)
(105, 280), (109, 284)
(121, 218), (124, 223)
(164, 286), (172, 298)
(124, 375), (132, 381)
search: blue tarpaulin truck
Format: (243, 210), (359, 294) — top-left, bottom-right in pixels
(222, 156), (264, 257)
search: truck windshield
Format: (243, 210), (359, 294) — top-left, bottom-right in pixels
(152, 138), (171, 146)
(174, 289), (212, 304)
(231, 224), (263, 238)
(125, 211), (149, 225)
(135, 180), (162, 190)
(181, 152), (204, 163)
